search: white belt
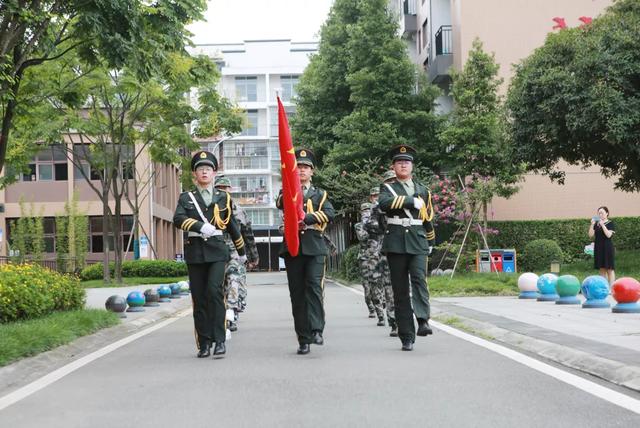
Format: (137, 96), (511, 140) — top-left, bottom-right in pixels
(387, 217), (423, 227)
(188, 230), (222, 238)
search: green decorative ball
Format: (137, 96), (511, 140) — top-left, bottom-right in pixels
(556, 275), (581, 297)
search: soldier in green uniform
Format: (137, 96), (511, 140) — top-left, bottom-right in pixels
(173, 151), (246, 359)
(276, 148), (335, 355)
(378, 145), (436, 351)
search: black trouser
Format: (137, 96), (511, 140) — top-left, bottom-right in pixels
(386, 253), (430, 342)
(284, 254), (326, 344)
(187, 261), (227, 348)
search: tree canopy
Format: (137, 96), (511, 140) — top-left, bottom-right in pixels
(507, 0), (640, 191)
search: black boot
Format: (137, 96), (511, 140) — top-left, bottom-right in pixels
(312, 331), (324, 345)
(213, 342), (226, 358)
(417, 319), (433, 336)
(297, 343), (310, 355)
(197, 342), (211, 358)
(401, 339), (414, 351)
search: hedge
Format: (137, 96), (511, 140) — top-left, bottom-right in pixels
(520, 239), (565, 271)
(0, 264), (85, 322)
(485, 217), (640, 259)
(80, 259), (188, 281)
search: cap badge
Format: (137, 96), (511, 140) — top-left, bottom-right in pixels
(400, 146), (407, 153)
(300, 150), (307, 157)
(200, 152), (207, 158)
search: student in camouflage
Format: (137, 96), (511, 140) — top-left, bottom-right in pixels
(364, 186), (397, 337)
(354, 202), (385, 325)
(214, 175), (259, 332)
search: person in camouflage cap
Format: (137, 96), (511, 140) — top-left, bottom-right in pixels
(354, 202), (385, 324)
(214, 175), (259, 332)
(364, 187), (397, 336)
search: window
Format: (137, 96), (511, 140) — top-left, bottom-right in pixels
(223, 141), (269, 169)
(245, 209), (270, 225)
(235, 76), (257, 102)
(240, 110), (259, 136)
(280, 75), (299, 101)
(89, 215), (134, 253)
(73, 144), (134, 180)
(6, 217), (58, 253)
(20, 146), (68, 182)
(269, 106), (296, 136)
(422, 19), (429, 52)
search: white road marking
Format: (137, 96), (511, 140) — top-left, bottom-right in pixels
(0, 308), (191, 412)
(332, 280), (640, 415)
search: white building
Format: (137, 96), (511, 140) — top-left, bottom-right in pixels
(189, 39), (317, 227)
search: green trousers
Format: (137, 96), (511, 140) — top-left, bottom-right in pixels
(187, 261), (227, 347)
(386, 253), (430, 342)
(284, 254), (326, 345)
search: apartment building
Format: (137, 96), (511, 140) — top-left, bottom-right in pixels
(393, 0), (639, 220)
(189, 40), (317, 269)
(0, 140), (181, 261)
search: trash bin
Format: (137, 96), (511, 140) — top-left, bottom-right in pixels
(490, 251), (503, 272)
(477, 250), (491, 273)
(502, 249), (516, 273)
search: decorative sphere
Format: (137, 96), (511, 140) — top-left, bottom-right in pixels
(170, 283), (182, 295)
(556, 275), (581, 297)
(581, 276), (610, 300)
(537, 273), (558, 295)
(157, 285), (172, 297)
(105, 295), (127, 313)
(611, 277), (640, 304)
(144, 288), (160, 303)
(126, 290), (146, 307)
(518, 273), (539, 292)
(179, 281), (190, 292)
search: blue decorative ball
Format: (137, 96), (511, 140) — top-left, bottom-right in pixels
(537, 273), (558, 295)
(127, 290), (146, 307)
(157, 285), (171, 297)
(582, 275), (610, 300)
(170, 283), (182, 295)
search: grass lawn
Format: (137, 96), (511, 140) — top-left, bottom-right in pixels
(0, 309), (120, 367)
(81, 276), (188, 288)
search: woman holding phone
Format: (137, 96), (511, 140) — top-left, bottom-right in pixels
(588, 206), (615, 284)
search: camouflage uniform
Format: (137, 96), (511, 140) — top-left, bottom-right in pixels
(354, 203), (385, 321)
(364, 198), (396, 332)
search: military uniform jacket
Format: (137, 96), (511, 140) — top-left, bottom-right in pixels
(276, 186), (335, 256)
(378, 180), (436, 255)
(173, 188), (246, 263)
(224, 202), (259, 263)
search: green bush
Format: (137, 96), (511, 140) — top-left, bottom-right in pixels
(486, 217), (640, 259)
(430, 243), (477, 273)
(341, 245), (361, 282)
(520, 239), (564, 272)
(80, 260), (188, 281)
(0, 264), (85, 322)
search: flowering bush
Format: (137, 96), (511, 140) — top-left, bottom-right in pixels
(0, 264), (85, 322)
(430, 175), (461, 225)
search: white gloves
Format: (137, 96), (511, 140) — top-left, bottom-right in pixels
(413, 197), (424, 210)
(428, 246), (434, 256)
(238, 255), (248, 264)
(200, 223), (216, 237)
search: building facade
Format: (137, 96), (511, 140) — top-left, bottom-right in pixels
(393, 0), (639, 220)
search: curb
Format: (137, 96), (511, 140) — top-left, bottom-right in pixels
(431, 305), (640, 393)
(0, 297), (192, 397)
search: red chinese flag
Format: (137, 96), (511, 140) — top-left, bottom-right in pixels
(277, 96), (305, 256)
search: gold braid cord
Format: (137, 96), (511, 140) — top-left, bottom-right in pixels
(305, 191), (329, 231)
(213, 193), (232, 230)
(418, 192), (434, 222)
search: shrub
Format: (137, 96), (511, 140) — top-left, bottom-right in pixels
(0, 264), (85, 322)
(520, 239), (564, 272)
(341, 245), (361, 282)
(430, 243), (476, 273)
(79, 260), (188, 281)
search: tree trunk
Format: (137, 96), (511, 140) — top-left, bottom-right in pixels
(102, 193), (111, 284)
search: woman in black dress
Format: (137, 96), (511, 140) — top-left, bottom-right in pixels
(588, 206), (615, 285)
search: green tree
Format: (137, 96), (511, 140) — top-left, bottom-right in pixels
(293, 0), (441, 203)
(440, 38), (523, 226)
(0, 0), (206, 178)
(507, 0), (640, 191)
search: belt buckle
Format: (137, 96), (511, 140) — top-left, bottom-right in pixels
(401, 218), (411, 227)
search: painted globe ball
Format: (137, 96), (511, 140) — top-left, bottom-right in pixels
(518, 272), (539, 292)
(144, 288), (160, 303)
(581, 276), (610, 300)
(170, 283), (182, 295)
(157, 285), (172, 297)
(126, 290), (146, 307)
(179, 281), (190, 292)
(105, 295), (127, 313)
(537, 273), (558, 295)
(556, 275), (581, 297)
(611, 277), (640, 304)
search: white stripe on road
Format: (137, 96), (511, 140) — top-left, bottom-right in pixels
(332, 281), (640, 415)
(0, 308), (191, 412)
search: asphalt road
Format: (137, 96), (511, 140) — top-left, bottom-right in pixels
(1, 273), (639, 427)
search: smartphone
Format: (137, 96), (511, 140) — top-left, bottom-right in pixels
(592, 216), (600, 222)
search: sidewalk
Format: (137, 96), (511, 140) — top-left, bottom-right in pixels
(431, 295), (640, 393)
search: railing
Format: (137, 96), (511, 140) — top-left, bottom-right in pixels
(435, 25), (452, 56)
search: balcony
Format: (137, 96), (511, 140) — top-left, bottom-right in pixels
(428, 25), (453, 84)
(403, 0), (417, 36)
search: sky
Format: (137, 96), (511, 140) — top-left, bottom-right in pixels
(188, 0), (334, 44)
